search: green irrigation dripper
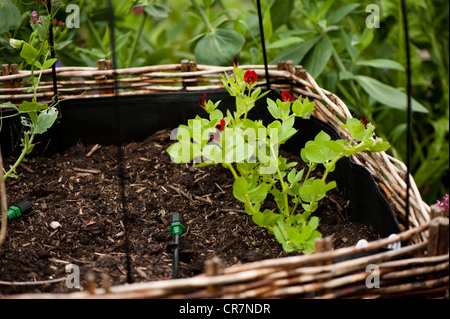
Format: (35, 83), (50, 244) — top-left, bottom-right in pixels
(169, 212), (185, 237)
(0, 200), (32, 224)
(168, 212), (185, 279)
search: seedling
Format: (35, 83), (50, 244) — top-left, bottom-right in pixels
(168, 64), (389, 254)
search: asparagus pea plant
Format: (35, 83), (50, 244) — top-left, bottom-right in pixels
(1, 7), (59, 181)
(168, 64), (389, 254)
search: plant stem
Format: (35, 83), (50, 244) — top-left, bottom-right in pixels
(277, 166), (290, 217)
(126, 11), (147, 68)
(331, 45), (361, 106)
(2, 133), (35, 181)
(225, 163), (256, 215)
(308, 154), (343, 213)
(290, 197), (299, 215)
(87, 19), (106, 54)
(191, 0), (214, 32)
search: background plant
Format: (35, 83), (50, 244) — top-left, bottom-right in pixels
(1, 0), (447, 204)
(1, 2), (59, 181)
(168, 67), (389, 253)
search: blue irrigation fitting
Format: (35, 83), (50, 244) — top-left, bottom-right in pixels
(0, 200), (32, 225)
(167, 212), (185, 279)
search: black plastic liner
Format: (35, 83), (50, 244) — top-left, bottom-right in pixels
(0, 89), (401, 238)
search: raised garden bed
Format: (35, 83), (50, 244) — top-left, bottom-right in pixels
(1, 63), (447, 298)
(0, 128), (382, 295)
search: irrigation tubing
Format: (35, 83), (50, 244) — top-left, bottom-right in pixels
(106, 0), (133, 284)
(401, 0), (412, 230)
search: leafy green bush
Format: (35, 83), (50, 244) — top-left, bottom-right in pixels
(1, 0), (447, 203)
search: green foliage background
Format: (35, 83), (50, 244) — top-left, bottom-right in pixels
(1, 0), (448, 204)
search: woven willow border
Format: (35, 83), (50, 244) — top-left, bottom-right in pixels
(6, 220), (448, 299)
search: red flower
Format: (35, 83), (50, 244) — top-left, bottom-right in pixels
(199, 93), (207, 108)
(233, 56), (238, 68)
(213, 119), (226, 142)
(215, 119), (226, 132)
(361, 114), (368, 126)
(282, 91), (294, 102)
(244, 70), (257, 85)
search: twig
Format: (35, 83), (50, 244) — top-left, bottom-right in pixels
(0, 277), (67, 286)
(19, 162), (34, 173)
(74, 167), (101, 174)
(86, 144), (101, 157)
(0, 147), (8, 247)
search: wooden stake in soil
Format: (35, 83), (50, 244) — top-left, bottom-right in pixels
(430, 204), (444, 219)
(427, 217), (449, 257)
(97, 59), (107, 95)
(205, 256), (224, 294)
(101, 273), (112, 294)
(314, 236), (333, 296)
(105, 60), (114, 94)
(181, 60), (198, 88)
(86, 272), (97, 295)
(1, 64), (11, 89)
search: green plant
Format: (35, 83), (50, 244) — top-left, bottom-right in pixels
(0, 4), (59, 181)
(168, 65), (389, 254)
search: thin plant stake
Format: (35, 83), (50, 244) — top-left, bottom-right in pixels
(106, 0), (133, 284)
(401, 0), (412, 230)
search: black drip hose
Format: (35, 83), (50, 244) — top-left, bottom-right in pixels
(171, 233), (181, 279)
(168, 212), (185, 279)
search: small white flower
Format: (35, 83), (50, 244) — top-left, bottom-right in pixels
(9, 38), (24, 49)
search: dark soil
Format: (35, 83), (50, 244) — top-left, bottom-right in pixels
(0, 129), (379, 295)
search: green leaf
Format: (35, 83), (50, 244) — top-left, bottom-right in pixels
(0, 0), (21, 35)
(34, 107), (58, 134)
(36, 22), (48, 42)
(195, 29), (245, 66)
(144, 3), (171, 18)
(270, 0), (294, 30)
(327, 3), (360, 25)
(42, 58), (57, 70)
(20, 43), (39, 65)
(168, 142), (191, 163)
(252, 209), (280, 229)
(233, 177), (248, 203)
(356, 59), (405, 71)
(262, 5), (273, 42)
(316, 0), (335, 20)
(353, 75), (429, 113)
(270, 35), (321, 65)
(209, 109), (223, 121)
(302, 36), (333, 78)
(34, 60), (42, 69)
(301, 131), (341, 164)
(323, 140), (345, 153)
(249, 183), (271, 204)
(309, 216), (319, 230)
(292, 98), (315, 118)
(267, 98), (280, 119)
(302, 179), (336, 197)
(267, 37), (303, 49)
(19, 101), (46, 113)
(369, 139), (390, 152)
(339, 28), (358, 61)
